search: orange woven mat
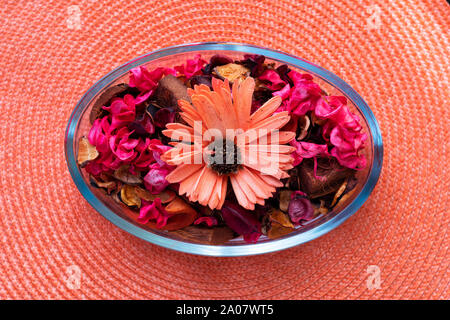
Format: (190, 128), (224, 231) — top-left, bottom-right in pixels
(0, 0), (448, 299)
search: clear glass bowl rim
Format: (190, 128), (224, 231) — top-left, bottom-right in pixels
(65, 42), (383, 257)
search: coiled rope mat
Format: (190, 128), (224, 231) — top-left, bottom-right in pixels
(0, 0), (448, 299)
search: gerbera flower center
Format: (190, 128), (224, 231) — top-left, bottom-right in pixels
(206, 138), (241, 175)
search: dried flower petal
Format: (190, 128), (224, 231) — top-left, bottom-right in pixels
(89, 175), (117, 193)
(290, 140), (329, 167)
(194, 216), (218, 227)
(128, 113), (154, 136)
(214, 63), (250, 83)
(174, 54), (206, 79)
(279, 189), (293, 212)
(154, 108), (175, 128)
(143, 163), (172, 194)
(259, 69), (286, 91)
(297, 115), (311, 141)
(120, 184), (142, 207)
(113, 165), (143, 185)
(267, 222), (294, 239)
(103, 94), (136, 133)
(188, 75), (213, 89)
(109, 127), (139, 161)
(137, 198), (170, 227)
(269, 209), (294, 228)
(89, 83), (129, 124)
(129, 66), (176, 104)
(221, 201), (261, 243)
(159, 197), (198, 231)
(170, 226), (235, 244)
(288, 193), (314, 225)
(240, 54), (265, 77)
(78, 137), (99, 167)
(155, 74), (191, 108)
(313, 200), (329, 216)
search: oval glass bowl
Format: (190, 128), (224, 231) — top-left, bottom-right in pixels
(65, 42), (383, 256)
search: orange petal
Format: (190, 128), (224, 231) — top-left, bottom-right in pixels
(280, 163), (294, 170)
(244, 167), (276, 196)
(179, 167), (204, 195)
(187, 165), (208, 202)
(249, 95), (282, 125)
(240, 129), (295, 145)
(178, 100), (202, 120)
(165, 149), (203, 166)
(248, 167), (284, 187)
(230, 174), (253, 210)
(191, 94), (225, 132)
(217, 176), (228, 209)
(234, 173), (257, 205)
(255, 197), (265, 206)
(162, 129), (194, 143)
(243, 144), (296, 154)
(278, 131), (296, 144)
(238, 167), (272, 199)
(179, 112), (197, 128)
(207, 175), (223, 209)
(241, 157), (281, 178)
(249, 111), (291, 132)
(165, 164), (203, 183)
(193, 167), (220, 206)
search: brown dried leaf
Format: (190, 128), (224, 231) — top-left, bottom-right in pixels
(134, 187), (175, 204)
(313, 200), (329, 216)
(155, 74), (191, 108)
(77, 137), (99, 167)
(269, 209), (294, 228)
(113, 165), (142, 185)
(279, 190), (293, 212)
(333, 182), (358, 210)
(120, 185), (141, 208)
(111, 190), (122, 204)
(89, 176), (117, 194)
(267, 222), (294, 239)
(214, 63), (250, 83)
(331, 180), (348, 207)
(170, 226), (235, 245)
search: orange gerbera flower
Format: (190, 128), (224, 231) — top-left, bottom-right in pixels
(160, 77), (296, 210)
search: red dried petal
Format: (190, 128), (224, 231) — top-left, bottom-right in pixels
(221, 201), (261, 243)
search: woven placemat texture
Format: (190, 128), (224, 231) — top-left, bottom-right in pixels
(0, 0), (448, 299)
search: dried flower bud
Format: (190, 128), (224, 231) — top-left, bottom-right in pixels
(288, 195), (314, 224)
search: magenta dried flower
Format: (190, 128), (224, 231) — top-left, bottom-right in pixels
(154, 108), (175, 128)
(129, 66), (176, 104)
(288, 192), (314, 225)
(221, 201), (261, 243)
(194, 216), (218, 227)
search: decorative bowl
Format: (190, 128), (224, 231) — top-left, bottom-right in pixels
(65, 42), (383, 256)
